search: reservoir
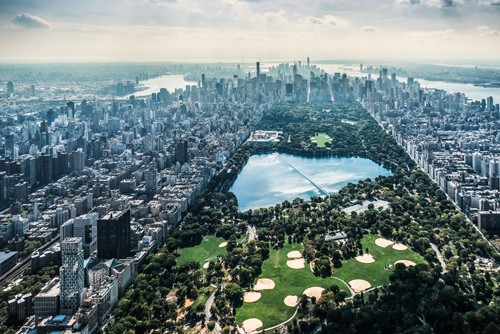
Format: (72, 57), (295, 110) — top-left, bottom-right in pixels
(230, 153), (392, 211)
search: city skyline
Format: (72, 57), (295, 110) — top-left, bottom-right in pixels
(0, 0), (500, 63)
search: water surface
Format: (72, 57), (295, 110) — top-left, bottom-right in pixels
(230, 153), (392, 211)
(130, 74), (196, 97)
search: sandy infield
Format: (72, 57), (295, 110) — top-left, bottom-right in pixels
(303, 287), (325, 299)
(349, 279), (372, 293)
(287, 251), (303, 259)
(287, 258), (305, 269)
(254, 278), (276, 291)
(375, 238), (394, 248)
(355, 253), (375, 263)
(219, 242), (228, 248)
(284, 295), (299, 307)
(242, 318), (263, 333)
(202, 262), (209, 269)
(243, 291), (262, 303)
(392, 243), (408, 250)
(395, 260), (416, 267)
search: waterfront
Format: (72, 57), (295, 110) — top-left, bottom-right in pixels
(130, 74), (196, 97)
(317, 63), (500, 102)
(230, 153), (392, 211)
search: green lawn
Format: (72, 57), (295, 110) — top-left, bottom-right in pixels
(235, 242), (351, 329)
(310, 133), (332, 148)
(333, 234), (426, 287)
(176, 235), (227, 267)
(235, 234), (426, 330)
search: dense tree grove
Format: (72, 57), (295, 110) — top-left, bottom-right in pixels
(107, 102), (499, 334)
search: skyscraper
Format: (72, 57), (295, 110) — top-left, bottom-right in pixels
(97, 210), (131, 259)
(144, 168), (158, 196)
(175, 140), (189, 165)
(4, 134), (14, 158)
(6, 81), (14, 96)
(60, 237), (85, 314)
(255, 62), (261, 98)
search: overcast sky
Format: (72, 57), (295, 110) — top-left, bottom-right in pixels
(0, 0), (499, 62)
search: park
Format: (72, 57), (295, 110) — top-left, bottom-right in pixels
(176, 232), (426, 333)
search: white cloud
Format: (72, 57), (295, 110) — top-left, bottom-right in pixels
(409, 28), (456, 39)
(361, 26), (377, 32)
(395, 0), (421, 4)
(477, 25), (500, 36)
(12, 13), (52, 29)
(261, 11), (287, 24)
(395, 0), (464, 7)
(302, 14), (349, 27)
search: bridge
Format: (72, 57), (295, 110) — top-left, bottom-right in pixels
(277, 153), (330, 197)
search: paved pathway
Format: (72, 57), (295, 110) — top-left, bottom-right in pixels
(430, 243), (447, 274)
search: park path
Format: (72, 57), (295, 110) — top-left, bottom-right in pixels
(247, 225), (257, 242)
(205, 289), (221, 334)
(430, 243), (447, 274)
(309, 259), (355, 297)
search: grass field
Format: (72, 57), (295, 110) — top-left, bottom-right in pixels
(310, 133), (332, 148)
(235, 234), (426, 330)
(333, 234), (426, 287)
(176, 235), (227, 267)
(235, 242), (351, 329)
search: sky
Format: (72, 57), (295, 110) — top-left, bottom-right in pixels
(0, 0), (500, 63)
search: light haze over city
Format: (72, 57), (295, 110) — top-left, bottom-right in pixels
(1, 0), (500, 62)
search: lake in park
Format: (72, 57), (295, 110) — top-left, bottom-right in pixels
(230, 153), (392, 211)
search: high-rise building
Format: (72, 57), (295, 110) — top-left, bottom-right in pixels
(307, 57), (310, 67)
(4, 134), (14, 158)
(6, 81), (14, 96)
(40, 154), (53, 185)
(175, 140), (189, 165)
(97, 210), (131, 259)
(487, 96), (494, 112)
(144, 168), (158, 196)
(60, 213), (98, 258)
(60, 238), (85, 314)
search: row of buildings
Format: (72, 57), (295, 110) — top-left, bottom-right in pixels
(362, 68), (500, 230)
(1, 62), (281, 333)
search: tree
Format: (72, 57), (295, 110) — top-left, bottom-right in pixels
(333, 290), (348, 305)
(224, 283), (243, 306)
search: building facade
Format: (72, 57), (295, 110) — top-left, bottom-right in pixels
(60, 237), (84, 314)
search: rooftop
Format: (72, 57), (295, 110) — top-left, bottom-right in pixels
(0, 250), (18, 263)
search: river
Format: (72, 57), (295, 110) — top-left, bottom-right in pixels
(317, 63), (500, 102)
(129, 74), (197, 97)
